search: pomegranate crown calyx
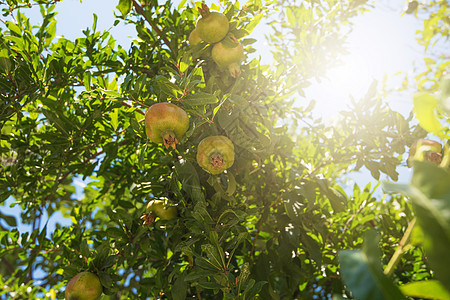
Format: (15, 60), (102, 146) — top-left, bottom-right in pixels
(162, 130), (179, 150)
(210, 153), (225, 169)
(198, 3), (211, 18)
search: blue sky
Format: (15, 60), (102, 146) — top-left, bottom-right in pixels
(1, 0), (424, 236)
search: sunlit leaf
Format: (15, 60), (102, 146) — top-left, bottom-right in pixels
(400, 280), (450, 300)
(413, 92), (444, 138)
(116, 0), (132, 16)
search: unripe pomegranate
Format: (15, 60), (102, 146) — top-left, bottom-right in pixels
(212, 36), (244, 78)
(146, 200), (177, 220)
(145, 102), (189, 150)
(407, 139), (442, 167)
(195, 4), (229, 44)
(189, 28), (202, 46)
(65, 271), (103, 300)
(197, 136), (235, 174)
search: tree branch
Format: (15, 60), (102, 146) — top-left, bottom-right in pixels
(384, 217), (416, 277)
(131, 0), (175, 54)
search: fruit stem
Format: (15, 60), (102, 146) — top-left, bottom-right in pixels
(198, 3), (210, 18)
(162, 130), (178, 150)
(210, 153), (225, 170)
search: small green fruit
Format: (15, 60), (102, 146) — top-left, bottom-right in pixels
(189, 28), (202, 46)
(145, 102), (189, 150)
(65, 272), (103, 300)
(197, 136), (235, 174)
(146, 200), (178, 220)
(195, 4), (229, 44)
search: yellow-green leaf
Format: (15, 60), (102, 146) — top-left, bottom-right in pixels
(111, 108), (119, 131)
(400, 280), (450, 300)
(413, 92), (443, 138)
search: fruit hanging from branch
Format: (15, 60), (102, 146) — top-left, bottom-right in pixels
(212, 35), (245, 78)
(65, 271), (103, 300)
(188, 28), (202, 46)
(197, 135), (235, 174)
(145, 102), (189, 150)
(407, 138), (442, 167)
(142, 199), (178, 225)
(195, 3), (229, 44)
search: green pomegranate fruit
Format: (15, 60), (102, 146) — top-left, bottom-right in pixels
(212, 36), (244, 78)
(197, 136), (235, 174)
(407, 139), (442, 167)
(195, 3), (229, 44)
(146, 199), (178, 221)
(145, 102), (189, 150)
(65, 272), (103, 300)
(189, 28), (202, 46)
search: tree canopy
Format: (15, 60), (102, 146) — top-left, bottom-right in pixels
(1, 0), (449, 299)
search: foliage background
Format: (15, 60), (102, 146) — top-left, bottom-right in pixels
(0, 0), (449, 299)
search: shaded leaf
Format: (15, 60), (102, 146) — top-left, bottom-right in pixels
(339, 230), (406, 300)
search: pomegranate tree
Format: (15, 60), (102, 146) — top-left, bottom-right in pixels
(197, 136), (235, 174)
(195, 3), (229, 44)
(212, 35), (244, 78)
(65, 272), (103, 300)
(145, 102), (189, 150)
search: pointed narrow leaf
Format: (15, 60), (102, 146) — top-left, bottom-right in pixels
(184, 92), (218, 105)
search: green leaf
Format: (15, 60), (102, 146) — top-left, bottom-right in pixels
(184, 269), (212, 281)
(184, 92), (219, 106)
(237, 263), (250, 292)
(196, 281), (223, 290)
(155, 75), (181, 97)
(286, 7), (297, 27)
(110, 108), (119, 131)
(106, 227), (126, 239)
(325, 187), (347, 212)
(243, 280), (267, 299)
(98, 272), (113, 288)
(195, 257), (222, 272)
(42, 109), (69, 136)
(83, 72), (91, 91)
(116, 0), (132, 16)
(339, 230), (406, 300)
(400, 280), (450, 300)
(403, 162), (450, 291)
(413, 92), (443, 138)
(284, 198), (303, 224)
(171, 274), (187, 300)
(80, 240), (90, 257)
(202, 244), (225, 269)
(177, 0), (188, 10)
(0, 211), (17, 227)
(439, 75), (450, 114)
